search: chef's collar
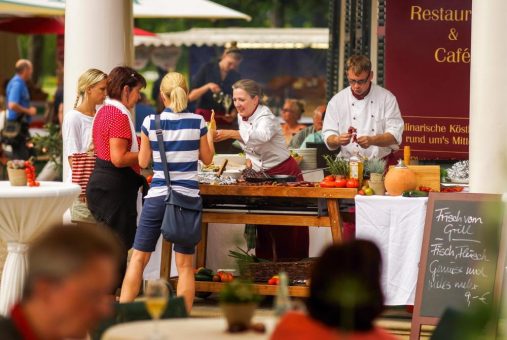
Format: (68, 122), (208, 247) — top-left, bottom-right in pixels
(351, 82), (372, 100)
(242, 104), (260, 122)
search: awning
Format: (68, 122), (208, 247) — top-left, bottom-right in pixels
(0, 0), (251, 20)
(134, 27), (329, 49)
(0, 16), (156, 36)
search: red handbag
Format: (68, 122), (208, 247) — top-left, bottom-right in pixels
(71, 151), (95, 199)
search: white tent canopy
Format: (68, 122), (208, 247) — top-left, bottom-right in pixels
(135, 27), (329, 49)
(0, 0), (251, 20)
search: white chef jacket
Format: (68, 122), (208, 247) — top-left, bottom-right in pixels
(322, 83), (404, 159)
(238, 105), (290, 171)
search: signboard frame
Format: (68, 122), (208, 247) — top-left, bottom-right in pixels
(410, 193), (506, 339)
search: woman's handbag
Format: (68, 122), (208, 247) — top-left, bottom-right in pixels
(70, 117), (96, 223)
(155, 114), (202, 246)
(71, 151), (96, 197)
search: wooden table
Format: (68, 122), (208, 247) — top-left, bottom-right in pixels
(161, 184), (356, 297)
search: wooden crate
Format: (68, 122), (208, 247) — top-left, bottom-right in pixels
(388, 165), (441, 192)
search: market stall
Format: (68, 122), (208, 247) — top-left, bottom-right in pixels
(161, 184), (356, 297)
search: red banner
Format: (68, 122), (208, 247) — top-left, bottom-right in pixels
(385, 0), (471, 160)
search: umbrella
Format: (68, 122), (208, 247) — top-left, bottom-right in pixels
(0, 17), (156, 36)
(0, 0), (251, 20)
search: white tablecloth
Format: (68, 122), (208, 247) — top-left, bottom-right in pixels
(103, 316), (277, 340)
(0, 181), (80, 315)
(355, 195), (428, 305)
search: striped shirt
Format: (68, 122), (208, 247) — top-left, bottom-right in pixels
(142, 109), (207, 198)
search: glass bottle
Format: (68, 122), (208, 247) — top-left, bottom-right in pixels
(274, 272), (291, 317)
(349, 153), (364, 186)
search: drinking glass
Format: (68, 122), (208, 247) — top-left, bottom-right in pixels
(144, 279), (169, 339)
(223, 94), (233, 116)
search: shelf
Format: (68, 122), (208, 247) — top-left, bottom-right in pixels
(171, 280), (310, 297)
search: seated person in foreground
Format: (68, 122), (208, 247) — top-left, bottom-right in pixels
(0, 225), (122, 340)
(289, 104), (325, 149)
(271, 240), (397, 340)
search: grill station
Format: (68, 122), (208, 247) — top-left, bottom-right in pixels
(161, 184), (357, 297)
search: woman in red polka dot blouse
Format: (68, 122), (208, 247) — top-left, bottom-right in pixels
(86, 66), (147, 287)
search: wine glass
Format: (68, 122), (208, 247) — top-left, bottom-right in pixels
(223, 94), (233, 116)
(144, 279), (169, 339)
(213, 91), (224, 104)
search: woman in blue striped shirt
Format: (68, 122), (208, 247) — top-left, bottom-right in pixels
(120, 72), (215, 311)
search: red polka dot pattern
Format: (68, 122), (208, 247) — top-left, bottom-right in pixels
(93, 105), (132, 161)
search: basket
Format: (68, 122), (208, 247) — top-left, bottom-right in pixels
(7, 168), (27, 186)
(243, 259), (315, 283)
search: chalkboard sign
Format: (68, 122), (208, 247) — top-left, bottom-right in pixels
(410, 193), (506, 339)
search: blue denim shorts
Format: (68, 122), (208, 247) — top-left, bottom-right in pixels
(133, 195), (195, 255)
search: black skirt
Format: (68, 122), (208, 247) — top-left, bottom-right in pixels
(86, 158), (146, 249)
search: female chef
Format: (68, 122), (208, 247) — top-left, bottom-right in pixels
(215, 79), (309, 260)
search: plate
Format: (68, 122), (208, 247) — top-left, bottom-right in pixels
(449, 178), (469, 184)
(441, 182), (468, 187)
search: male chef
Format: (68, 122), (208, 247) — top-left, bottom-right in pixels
(323, 55), (403, 162)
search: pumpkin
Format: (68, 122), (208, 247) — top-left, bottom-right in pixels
(384, 160), (417, 196)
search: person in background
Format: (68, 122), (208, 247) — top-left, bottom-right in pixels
(86, 66), (147, 289)
(289, 104), (325, 149)
(189, 45), (242, 153)
(151, 66), (167, 112)
(0, 224), (122, 340)
(120, 72), (215, 312)
(215, 79), (308, 260)
(322, 55), (403, 163)
(271, 240), (397, 340)
(5, 59), (37, 160)
(48, 60), (64, 126)
(62, 68), (108, 225)
(281, 98), (307, 145)
(134, 92), (156, 132)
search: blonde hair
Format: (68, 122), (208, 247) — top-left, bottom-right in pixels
(284, 98), (305, 119)
(74, 68), (107, 109)
(160, 72), (188, 113)
(346, 55), (372, 75)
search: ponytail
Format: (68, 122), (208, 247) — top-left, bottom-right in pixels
(169, 86), (188, 113)
(160, 72), (189, 113)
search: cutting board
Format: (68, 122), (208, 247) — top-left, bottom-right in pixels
(388, 165), (441, 192)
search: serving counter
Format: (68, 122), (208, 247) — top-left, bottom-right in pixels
(161, 184), (357, 297)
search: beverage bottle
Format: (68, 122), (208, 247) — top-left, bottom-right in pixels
(349, 153), (364, 186)
(404, 145), (411, 165)
(274, 272), (291, 317)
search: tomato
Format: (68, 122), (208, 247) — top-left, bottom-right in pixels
(346, 178), (359, 188)
(323, 175), (335, 182)
(267, 277), (279, 285)
(335, 178), (347, 188)
(319, 181), (337, 188)
(358, 189), (365, 195)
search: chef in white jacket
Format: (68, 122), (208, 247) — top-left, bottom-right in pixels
(323, 55), (404, 161)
